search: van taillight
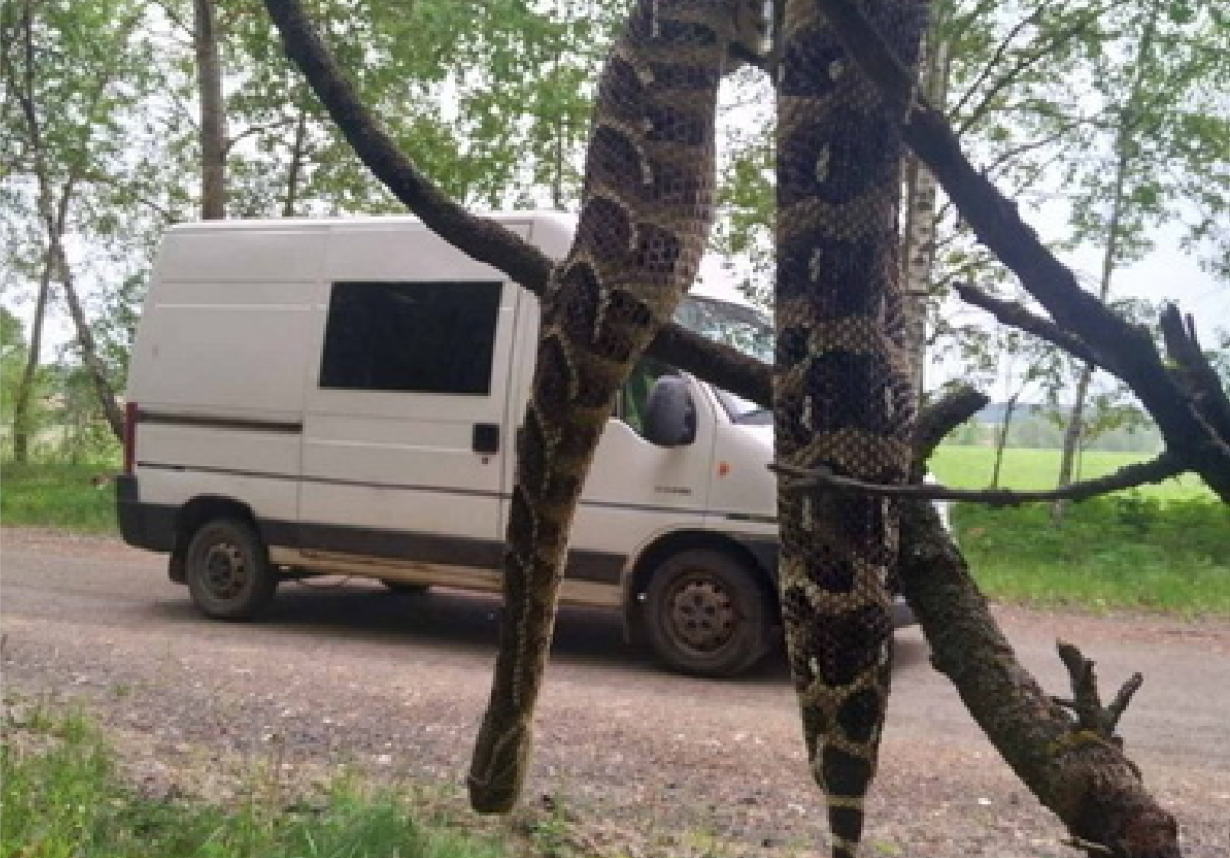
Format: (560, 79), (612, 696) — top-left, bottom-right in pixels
(123, 402), (138, 474)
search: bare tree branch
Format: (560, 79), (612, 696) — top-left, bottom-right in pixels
(897, 499), (1181, 858)
(773, 451), (1185, 505)
(1053, 640), (1144, 745)
(1159, 305), (1230, 445)
(954, 282), (1107, 369)
(913, 385), (990, 465)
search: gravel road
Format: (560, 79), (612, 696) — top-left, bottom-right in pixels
(2, 526), (1227, 857)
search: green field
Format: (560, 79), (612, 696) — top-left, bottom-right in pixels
(928, 445), (1214, 501)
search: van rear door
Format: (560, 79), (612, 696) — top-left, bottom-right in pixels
(297, 222), (523, 568)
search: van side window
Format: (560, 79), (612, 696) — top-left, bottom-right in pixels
(320, 281), (502, 395)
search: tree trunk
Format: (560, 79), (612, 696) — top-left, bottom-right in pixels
(1053, 362), (1094, 517)
(50, 240), (126, 442)
(10, 263), (52, 463)
(195, 0), (227, 219)
(282, 100), (309, 216)
(1052, 9), (1157, 524)
(991, 389), (1023, 489)
(12, 0), (125, 446)
(899, 6), (950, 393)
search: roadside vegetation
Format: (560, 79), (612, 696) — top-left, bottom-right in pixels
(2, 700), (512, 858)
(0, 461), (118, 532)
(930, 445), (1229, 616)
(2, 443), (1226, 615)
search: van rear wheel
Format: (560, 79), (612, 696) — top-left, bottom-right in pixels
(644, 549), (771, 678)
(185, 518), (277, 620)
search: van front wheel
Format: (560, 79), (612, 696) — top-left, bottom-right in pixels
(644, 549), (771, 678)
(185, 518), (277, 620)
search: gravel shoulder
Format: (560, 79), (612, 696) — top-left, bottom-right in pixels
(2, 526), (1228, 856)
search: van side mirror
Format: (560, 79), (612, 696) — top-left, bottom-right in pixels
(643, 375), (696, 447)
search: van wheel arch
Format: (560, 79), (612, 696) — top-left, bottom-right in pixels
(627, 532), (779, 677)
(170, 497), (262, 584)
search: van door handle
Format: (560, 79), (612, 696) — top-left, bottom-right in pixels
(473, 423), (500, 455)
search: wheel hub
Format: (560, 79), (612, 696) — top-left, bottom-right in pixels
(669, 577), (735, 652)
(203, 543), (246, 599)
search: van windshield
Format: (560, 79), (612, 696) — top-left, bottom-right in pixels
(674, 296), (773, 425)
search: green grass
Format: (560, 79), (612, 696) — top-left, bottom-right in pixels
(2, 702), (509, 858)
(930, 445), (1229, 616)
(0, 462), (119, 532)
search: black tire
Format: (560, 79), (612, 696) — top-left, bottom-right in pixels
(185, 518), (277, 620)
(644, 548), (772, 678)
(380, 580), (429, 594)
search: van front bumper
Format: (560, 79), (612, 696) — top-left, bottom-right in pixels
(115, 475), (176, 552)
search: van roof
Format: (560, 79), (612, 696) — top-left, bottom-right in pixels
(164, 210), (576, 234)
(163, 211), (755, 308)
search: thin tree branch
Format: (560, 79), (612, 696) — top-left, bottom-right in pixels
(953, 1), (1111, 136)
(147, 0), (192, 37)
(773, 451), (1185, 506)
(1108, 674), (1146, 730)
(948, 0), (1052, 121)
(978, 115), (1101, 179)
(224, 116), (298, 155)
(954, 282), (1107, 370)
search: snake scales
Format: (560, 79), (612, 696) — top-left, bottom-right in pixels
(468, 0), (767, 814)
(776, 2), (923, 856)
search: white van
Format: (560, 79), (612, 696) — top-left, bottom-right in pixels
(117, 212), (912, 678)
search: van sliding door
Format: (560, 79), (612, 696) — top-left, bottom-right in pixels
(299, 226), (519, 570)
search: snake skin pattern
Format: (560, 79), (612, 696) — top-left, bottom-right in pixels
(468, 0), (767, 814)
(775, 1), (923, 856)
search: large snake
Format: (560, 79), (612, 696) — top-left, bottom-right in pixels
(775, 1), (923, 856)
(468, 0), (767, 814)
